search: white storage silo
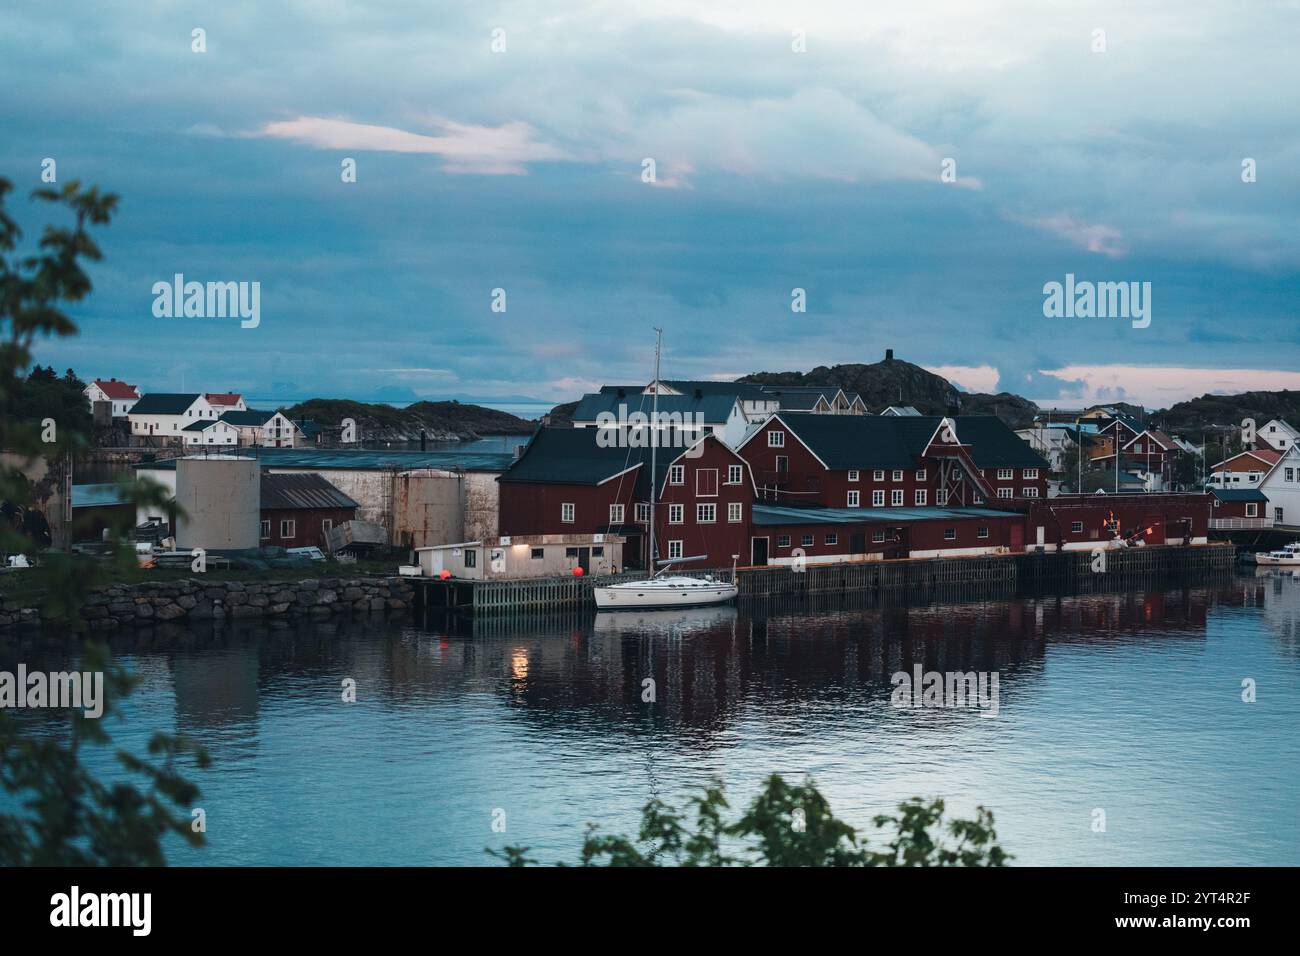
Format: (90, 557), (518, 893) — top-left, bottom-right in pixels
(175, 455), (260, 551)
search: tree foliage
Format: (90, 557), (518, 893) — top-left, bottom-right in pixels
(490, 775), (1010, 867)
(0, 175), (207, 866)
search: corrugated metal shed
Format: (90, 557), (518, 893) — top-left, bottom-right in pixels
(260, 473), (359, 511)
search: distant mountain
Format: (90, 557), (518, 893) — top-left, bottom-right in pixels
(740, 354), (1040, 428)
(282, 398), (535, 442)
(1155, 390), (1300, 434)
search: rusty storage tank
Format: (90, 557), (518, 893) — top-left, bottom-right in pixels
(175, 455), (260, 551)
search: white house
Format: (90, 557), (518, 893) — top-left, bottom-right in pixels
(204, 392), (248, 413)
(219, 409), (304, 447)
(1257, 445), (1300, 529)
(84, 378), (140, 417)
(128, 393), (215, 442)
(1258, 419), (1300, 454)
(1208, 448), (1282, 488)
(182, 418), (240, 447)
(1016, 425), (1078, 472)
(571, 391), (751, 448)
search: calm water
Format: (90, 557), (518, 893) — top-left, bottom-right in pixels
(4, 572), (1298, 866)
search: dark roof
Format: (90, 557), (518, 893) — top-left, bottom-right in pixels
(182, 419), (227, 431)
(260, 472), (359, 511)
(572, 390), (740, 423)
(752, 504), (1023, 526)
(1209, 488), (1268, 502)
(135, 447), (515, 473)
(771, 413), (1048, 470)
(129, 392), (201, 415)
(599, 381), (771, 400)
(220, 409), (277, 426)
(498, 426), (676, 498)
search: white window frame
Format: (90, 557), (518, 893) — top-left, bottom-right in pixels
(561, 502), (575, 523)
(873, 469), (884, 481)
(997, 488), (1013, 499)
(1023, 468), (1039, 479)
(914, 489), (927, 506)
(997, 468), (1013, 480)
(669, 504), (684, 524)
(609, 504), (625, 524)
(892, 470), (903, 481)
(697, 503), (717, 524)
(891, 490), (904, 506)
(847, 490), (860, 508)
(915, 469), (926, 481)
(636, 502), (651, 523)
(1021, 487), (1040, 498)
(848, 470), (859, 482)
(669, 464), (685, 485)
(727, 464), (743, 485)
(668, 540), (683, 559)
(768, 431), (785, 447)
(280, 519), (295, 539)
(872, 529), (886, 543)
(728, 502), (743, 523)
(825, 533), (838, 545)
(872, 490), (885, 507)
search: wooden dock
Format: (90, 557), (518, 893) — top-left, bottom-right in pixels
(411, 542), (1239, 616)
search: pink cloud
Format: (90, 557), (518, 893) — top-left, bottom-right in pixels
(1012, 213), (1127, 257)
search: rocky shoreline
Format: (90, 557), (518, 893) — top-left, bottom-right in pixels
(0, 576), (415, 631)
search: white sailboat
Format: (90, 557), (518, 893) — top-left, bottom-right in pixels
(592, 329), (739, 611)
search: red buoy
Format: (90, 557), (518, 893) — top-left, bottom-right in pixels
(572, 566), (584, 577)
(439, 569), (452, 580)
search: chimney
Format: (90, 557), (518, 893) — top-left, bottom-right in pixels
(885, 349), (893, 362)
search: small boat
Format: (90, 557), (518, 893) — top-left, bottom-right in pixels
(593, 327), (738, 612)
(1254, 543), (1300, 567)
(593, 573), (738, 610)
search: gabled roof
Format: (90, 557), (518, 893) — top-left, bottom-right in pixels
(205, 392), (243, 406)
(1209, 488), (1268, 502)
(881, 406), (922, 417)
(1212, 448), (1281, 470)
(220, 409), (278, 427)
(572, 390), (740, 424)
(497, 426), (694, 499)
(597, 380), (771, 400)
(129, 392), (202, 415)
(261, 472), (358, 511)
(182, 418), (230, 432)
(757, 413), (1048, 471)
(1124, 429), (1177, 451)
(91, 378), (140, 400)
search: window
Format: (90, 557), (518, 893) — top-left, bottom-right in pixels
(1021, 487), (1039, 498)
(280, 519), (295, 539)
(697, 503), (717, 523)
(697, 468), (719, 496)
(260, 520), (270, 539)
(943, 528), (956, 540)
(1071, 521), (1084, 533)
(847, 490), (860, 507)
(531, 547), (545, 559)
(848, 470), (860, 482)
(321, 518), (333, 535)
(728, 465), (743, 484)
(1276, 507), (1284, 523)
(768, 431), (785, 447)
(670, 465), (685, 485)
(973, 492), (985, 504)
(997, 468), (1013, 480)
(915, 469), (926, 481)
(566, 547), (579, 557)
(669, 504), (684, 524)
(1023, 468), (1039, 479)
(668, 540), (683, 559)
(802, 534), (814, 547)
(997, 488), (1013, 499)
(464, 549), (477, 568)
(1246, 503), (1258, 517)
(825, 533), (838, 545)
(636, 502), (651, 522)
(914, 489), (927, 506)
(977, 526), (989, 539)
(610, 504), (625, 524)
(869, 489), (882, 507)
(891, 490), (903, 506)
(1287, 468), (1296, 482)
(592, 547), (604, 557)
(561, 502), (575, 523)
(728, 502), (743, 523)
(872, 529), (886, 543)
(892, 470), (903, 481)
(775, 455), (788, 473)
(873, 469), (884, 481)
(937, 489), (948, 506)
(777, 535), (791, 548)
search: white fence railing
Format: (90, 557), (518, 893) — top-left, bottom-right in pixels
(1209, 517), (1274, 529)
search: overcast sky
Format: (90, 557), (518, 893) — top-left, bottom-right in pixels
(4, 1), (1298, 409)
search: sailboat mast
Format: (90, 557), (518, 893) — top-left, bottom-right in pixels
(649, 327), (662, 570)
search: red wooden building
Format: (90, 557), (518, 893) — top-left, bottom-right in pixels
(259, 472), (358, 549)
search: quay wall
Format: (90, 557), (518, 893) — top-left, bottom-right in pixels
(0, 576), (415, 632)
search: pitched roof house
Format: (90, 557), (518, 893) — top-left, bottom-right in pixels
(85, 378), (141, 417)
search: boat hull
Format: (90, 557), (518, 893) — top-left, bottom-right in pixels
(593, 581), (738, 610)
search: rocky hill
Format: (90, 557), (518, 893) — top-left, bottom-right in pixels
(282, 398), (535, 442)
(1155, 390), (1300, 434)
(740, 354), (1040, 428)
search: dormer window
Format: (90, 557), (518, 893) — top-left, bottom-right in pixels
(768, 431), (785, 448)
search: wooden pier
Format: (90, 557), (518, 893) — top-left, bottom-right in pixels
(411, 542), (1239, 616)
